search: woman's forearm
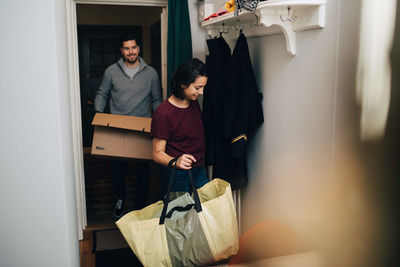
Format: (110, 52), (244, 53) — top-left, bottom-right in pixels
(153, 150), (175, 167)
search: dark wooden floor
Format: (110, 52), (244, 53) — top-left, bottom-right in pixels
(83, 148), (162, 225)
(81, 148), (160, 267)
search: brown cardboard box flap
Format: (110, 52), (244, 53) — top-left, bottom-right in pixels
(92, 113), (151, 133)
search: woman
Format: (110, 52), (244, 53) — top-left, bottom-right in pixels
(151, 58), (209, 194)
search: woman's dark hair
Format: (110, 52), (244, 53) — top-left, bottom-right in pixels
(170, 58), (207, 99)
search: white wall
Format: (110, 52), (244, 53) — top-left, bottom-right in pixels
(0, 0), (79, 266)
(189, 0), (207, 62)
(242, 0), (363, 252)
(191, 0), (364, 255)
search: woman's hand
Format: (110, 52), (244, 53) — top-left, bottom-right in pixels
(176, 154), (196, 170)
(152, 138), (197, 169)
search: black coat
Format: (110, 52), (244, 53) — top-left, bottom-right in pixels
(203, 34), (264, 189)
(203, 37), (231, 166)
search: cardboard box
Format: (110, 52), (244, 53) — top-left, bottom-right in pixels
(91, 113), (152, 160)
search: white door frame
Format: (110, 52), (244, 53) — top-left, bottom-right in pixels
(66, 0), (168, 240)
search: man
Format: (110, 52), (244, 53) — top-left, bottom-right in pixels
(94, 33), (162, 219)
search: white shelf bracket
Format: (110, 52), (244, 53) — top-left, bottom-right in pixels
(258, 7), (297, 56)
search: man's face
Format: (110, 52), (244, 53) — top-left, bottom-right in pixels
(121, 40), (140, 64)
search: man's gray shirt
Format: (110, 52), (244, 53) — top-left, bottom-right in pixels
(94, 57), (162, 117)
(123, 63), (139, 79)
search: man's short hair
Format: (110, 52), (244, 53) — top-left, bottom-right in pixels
(120, 33), (140, 47)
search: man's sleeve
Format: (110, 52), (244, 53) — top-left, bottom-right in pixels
(151, 71), (162, 111)
(94, 69), (112, 113)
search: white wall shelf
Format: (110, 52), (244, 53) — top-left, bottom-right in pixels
(200, 0), (326, 56)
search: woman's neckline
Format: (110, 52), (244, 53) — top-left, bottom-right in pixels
(168, 95), (190, 109)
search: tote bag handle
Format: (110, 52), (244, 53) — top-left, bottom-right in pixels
(159, 158), (202, 225)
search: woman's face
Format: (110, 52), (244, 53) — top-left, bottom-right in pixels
(182, 75), (208, 101)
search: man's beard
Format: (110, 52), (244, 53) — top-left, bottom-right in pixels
(125, 55), (138, 64)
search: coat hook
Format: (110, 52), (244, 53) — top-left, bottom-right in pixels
(280, 6), (297, 23)
(232, 17), (241, 31)
(219, 22), (229, 37)
(222, 22), (229, 34)
(254, 13), (259, 26)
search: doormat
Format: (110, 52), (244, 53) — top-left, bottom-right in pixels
(93, 228), (143, 267)
(95, 248), (143, 267)
(93, 228), (129, 252)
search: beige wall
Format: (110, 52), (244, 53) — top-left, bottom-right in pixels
(76, 4), (162, 64)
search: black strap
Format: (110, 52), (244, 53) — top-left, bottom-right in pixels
(165, 204), (195, 219)
(159, 160), (202, 225)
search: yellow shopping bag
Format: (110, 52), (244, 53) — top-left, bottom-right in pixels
(116, 166), (239, 267)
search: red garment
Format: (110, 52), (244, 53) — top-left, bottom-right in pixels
(204, 10), (229, 21)
(151, 100), (205, 167)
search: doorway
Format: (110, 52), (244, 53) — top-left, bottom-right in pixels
(66, 0), (168, 240)
(76, 4), (164, 225)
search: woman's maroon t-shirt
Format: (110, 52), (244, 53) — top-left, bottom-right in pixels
(151, 100), (206, 167)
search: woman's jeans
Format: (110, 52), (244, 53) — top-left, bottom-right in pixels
(159, 165), (209, 195)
